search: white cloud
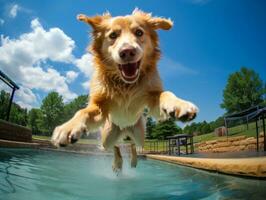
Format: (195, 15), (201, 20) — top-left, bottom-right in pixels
(0, 19), (75, 76)
(66, 71), (78, 83)
(75, 53), (94, 78)
(81, 80), (90, 91)
(0, 19), (4, 26)
(15, 87), (37, 109)
(75, 53), (94, 92)
(0, 18), (78, 108)
(9, 4), (20, 18)
(0, 82), (35, 109)
(0, 82), (11, 93)
(20, 67), (77, 100)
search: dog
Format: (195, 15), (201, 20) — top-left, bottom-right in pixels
(51, 9), (198, 172)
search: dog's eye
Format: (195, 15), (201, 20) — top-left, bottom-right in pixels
(135, 29), (144, 37)
(109, 32), (118, 39)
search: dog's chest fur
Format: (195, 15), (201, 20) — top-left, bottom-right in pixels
(108, 89), (147, 129)
(90, 69), (162, 129)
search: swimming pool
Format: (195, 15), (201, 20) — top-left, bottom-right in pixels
(1, 148), (266, 200)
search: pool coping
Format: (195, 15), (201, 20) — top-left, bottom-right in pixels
(0, 138), (40, 148)
(146, 154), (266, 179)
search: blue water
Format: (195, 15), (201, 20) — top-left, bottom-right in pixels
(0, 149), (266, 200)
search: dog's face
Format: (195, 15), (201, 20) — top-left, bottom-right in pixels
(78, 9), (173, 84)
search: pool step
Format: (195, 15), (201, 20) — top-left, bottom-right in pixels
(0, 119), (32, 142)
(0, 139), (39, 148)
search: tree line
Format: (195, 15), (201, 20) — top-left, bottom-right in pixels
(0, 90), (88, 136)
(0, 67), (265, 139)
(183, 67), (265, 135)
(146, 67), (266, 138)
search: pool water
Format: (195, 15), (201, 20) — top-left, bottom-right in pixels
(0, 149), (266, 200)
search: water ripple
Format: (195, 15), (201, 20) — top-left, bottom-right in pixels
(0, 149), (266, 200)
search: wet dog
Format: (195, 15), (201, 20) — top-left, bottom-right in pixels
(51, 9), (198, 172)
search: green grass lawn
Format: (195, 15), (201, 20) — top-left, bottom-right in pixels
(32, 135), (51, 140)
(193, 121), (259, 143)
(142, 121), (261, 152)
(32, 121), (262, 152)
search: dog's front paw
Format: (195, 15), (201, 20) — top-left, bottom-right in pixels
(161, 92), (198, 122)
(176, 101), (198, 122)
(51, 118), (87, 147)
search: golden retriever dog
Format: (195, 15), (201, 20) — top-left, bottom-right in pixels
(51, 9), (198, 172)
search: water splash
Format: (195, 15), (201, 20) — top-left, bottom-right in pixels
(91, 130), (139, 180)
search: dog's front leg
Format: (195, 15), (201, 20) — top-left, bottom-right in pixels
(149, 91), (198, 122)
(51, 103), (105, 147)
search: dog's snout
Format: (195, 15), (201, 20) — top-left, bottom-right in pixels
(119, 47), (136, 61)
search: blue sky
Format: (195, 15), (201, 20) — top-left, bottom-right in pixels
(0, 0), (265, 123)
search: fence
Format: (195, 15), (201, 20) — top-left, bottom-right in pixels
(136, 140), (169, 154)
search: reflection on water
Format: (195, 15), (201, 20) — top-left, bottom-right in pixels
(0, 148), (266, 200)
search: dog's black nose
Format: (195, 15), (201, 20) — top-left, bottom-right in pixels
(119, 47), (136, 61)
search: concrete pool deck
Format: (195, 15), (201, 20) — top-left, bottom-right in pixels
(146, 154), (266, 178)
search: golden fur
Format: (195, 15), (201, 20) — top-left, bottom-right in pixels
(51, 9), (198, 172)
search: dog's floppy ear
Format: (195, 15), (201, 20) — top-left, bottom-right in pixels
(77, 13), (111, 30)
(132, 8), (173, 30)
(148, 17), (173, 30)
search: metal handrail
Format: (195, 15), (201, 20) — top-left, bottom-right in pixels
(0, 70), (19, 121)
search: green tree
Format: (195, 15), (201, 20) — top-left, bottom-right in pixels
(0, 90), (10, 120)
(184, 122), (198, 135)
(200, 121), (211, 134)
(209, 116), (224, 131)
(28, 108), (43, 135)
(152, 118), (182, 139)
(221, 67), (265, 113)
(0, 90), (27, 126)
(63, 95), (88, 121)
(10, 104), (28, 126)
(146, 116), (155, 139)
(41, 91), (64, 135)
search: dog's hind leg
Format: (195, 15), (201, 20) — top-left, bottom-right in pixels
(101, 119), (121, 150)
(127, 117), (145, 168)
(113, 145), (123, 174)
(130, 144), (137, 168)
(101, 120), (123, 173)
(127, 117), (145, 147)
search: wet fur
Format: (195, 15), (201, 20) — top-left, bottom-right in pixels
(51, 10), (198, 172)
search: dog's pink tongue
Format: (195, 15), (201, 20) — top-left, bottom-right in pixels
(121, 63), (137, 77)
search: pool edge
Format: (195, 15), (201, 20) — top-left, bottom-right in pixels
(146, 154), (266, 179)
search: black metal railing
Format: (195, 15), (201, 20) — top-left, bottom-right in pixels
(0, 70), (19, 121)
(138, 140), (169, 154)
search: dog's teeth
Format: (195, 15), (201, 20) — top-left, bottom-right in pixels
(121, 68), (139, 78)
(122, 70), (126, 77)
(134, 68), (139, 76)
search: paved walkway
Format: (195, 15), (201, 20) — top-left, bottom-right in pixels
(146, 154), (266, 178)
(186, 151), (266, 158)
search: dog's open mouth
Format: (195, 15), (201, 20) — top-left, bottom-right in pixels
(118, 60), (141, 83)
